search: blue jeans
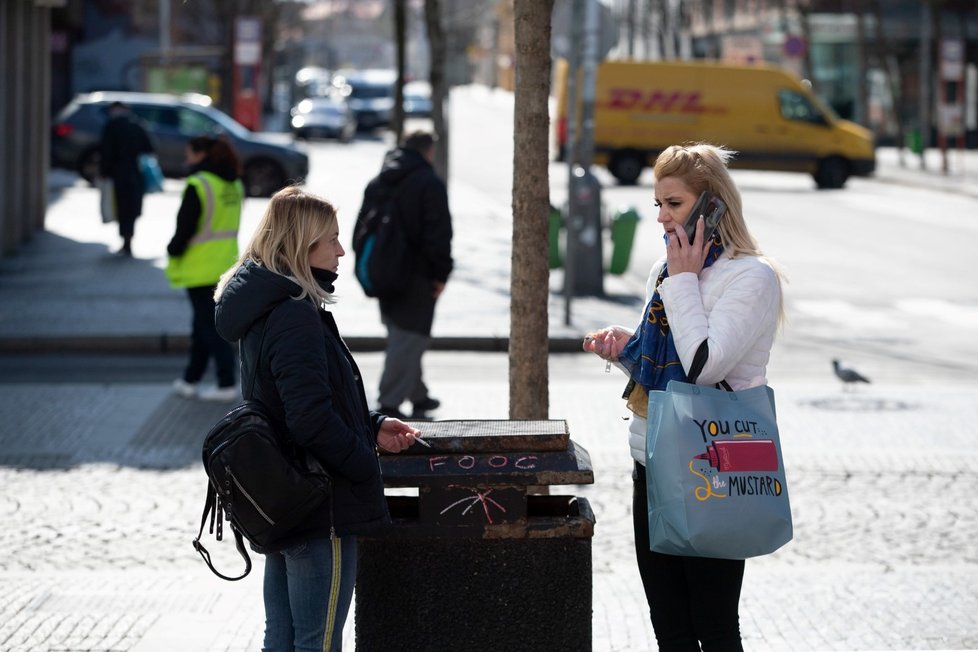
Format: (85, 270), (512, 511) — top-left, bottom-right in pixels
(262, 536), (357, 652)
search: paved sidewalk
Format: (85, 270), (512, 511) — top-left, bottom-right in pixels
(1, 114), (977, 650)
(872, 145), (978, 199)
(2, 353), (977, 651)
(0, 176), (644, 352)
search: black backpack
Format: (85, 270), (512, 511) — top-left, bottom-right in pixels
(352, 172), (418, 298)
(192, 321), (332, 581)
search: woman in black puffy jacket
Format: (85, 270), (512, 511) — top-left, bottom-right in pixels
(215, 185), (422, 652)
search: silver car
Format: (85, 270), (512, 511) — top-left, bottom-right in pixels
(290, 97), (357, 142)
(51, 91), (309, 197)
(332, 69), (396, 131)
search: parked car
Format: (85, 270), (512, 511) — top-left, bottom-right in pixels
(403, 81), (433, 118)
(293, 66), (333, 101)
(51, 91), (309, 197)
(290, 96), (357, 142)
(332, 69), (396, 130)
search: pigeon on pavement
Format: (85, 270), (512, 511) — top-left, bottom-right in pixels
(832, 359), (871, 388)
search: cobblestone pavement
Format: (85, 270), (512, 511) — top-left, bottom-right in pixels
(1, 353), (977, 651)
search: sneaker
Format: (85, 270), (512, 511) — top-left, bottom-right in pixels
(172, 378), (198, 399)
(198, 386), (238, 402)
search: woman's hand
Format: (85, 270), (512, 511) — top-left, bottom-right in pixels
(376, 417), (423, 453)
(666, 216), (711, 276)
(583, 325), (634, 361)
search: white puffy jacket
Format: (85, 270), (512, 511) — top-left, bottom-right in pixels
(626, 252), (781, 464)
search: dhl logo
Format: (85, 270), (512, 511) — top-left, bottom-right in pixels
(601, 88), (727, 114)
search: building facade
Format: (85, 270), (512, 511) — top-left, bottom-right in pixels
(597, 0), (977, 148)
(681, 0), (977, 147)
(1, 0), (61, 257)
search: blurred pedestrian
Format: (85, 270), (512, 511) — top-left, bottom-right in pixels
(214, 185), (422, 652)
(356, 131), (453, 419)
(166, 136), (243, 402)
(584, 143), (784, 650)
(98, 101), (153, 256)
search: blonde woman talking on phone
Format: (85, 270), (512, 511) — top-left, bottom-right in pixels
(584, 143), (784, 650)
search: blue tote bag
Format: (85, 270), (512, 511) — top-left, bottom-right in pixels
(139, 154), (164, 193)
(645, 380), (792, 559)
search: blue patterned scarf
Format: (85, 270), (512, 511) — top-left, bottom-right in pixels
(619, 235), (725, 391)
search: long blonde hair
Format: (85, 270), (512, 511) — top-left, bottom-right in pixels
(216, 186), (337, 307)
(653, 143), (786, 324)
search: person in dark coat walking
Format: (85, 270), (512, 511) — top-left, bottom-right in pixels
(98, 101), (153, 256)
(356, 131), (453, 419)
(215, 185), (423, 651)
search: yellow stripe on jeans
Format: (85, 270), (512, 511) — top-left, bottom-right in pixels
(322, 536), (342, 652)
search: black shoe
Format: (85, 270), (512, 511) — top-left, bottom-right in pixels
(115, 244), (132, 257)
(412, 397), (440, 413)
(378, 406), (409, 419)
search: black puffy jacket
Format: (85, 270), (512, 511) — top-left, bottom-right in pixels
(356, 146), (453, 334)
(215, 260), (389, 547)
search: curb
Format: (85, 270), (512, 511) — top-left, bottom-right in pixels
(871, 171), (978, 199)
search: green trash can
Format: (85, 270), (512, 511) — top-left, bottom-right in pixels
(549, 204), (563, 269)
(609, 207), (640, 275)
(906, 129), (923, 155)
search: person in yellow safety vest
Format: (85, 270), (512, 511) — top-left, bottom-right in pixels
(166, 136), (244, 401)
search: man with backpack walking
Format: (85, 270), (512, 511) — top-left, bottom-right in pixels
(354, 131), (453, 420)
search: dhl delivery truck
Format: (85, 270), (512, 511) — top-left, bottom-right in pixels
(555, 59), (876, 189)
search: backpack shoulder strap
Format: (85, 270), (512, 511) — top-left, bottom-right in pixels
(242, 315), (270, 401)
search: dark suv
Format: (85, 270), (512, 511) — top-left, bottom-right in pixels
(51, 91), (309, 197)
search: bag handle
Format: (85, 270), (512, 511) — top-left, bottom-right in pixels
(686, 340), (733, 391)
(192, 484), (252, 581)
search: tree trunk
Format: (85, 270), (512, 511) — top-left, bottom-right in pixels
(869, 0), (907, 165)
(853, 1), (869, 125)
(626, 0), (636, 57)
(932, 0), (947, 173)
(797, 1), (816, 89)
(393, 0), (406, 143)
(509, 0), (554, 420)
(424, 0), (449, 181)
(218, 0), (235, 115)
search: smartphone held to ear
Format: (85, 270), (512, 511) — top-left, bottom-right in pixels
(683, 191), (727, 244)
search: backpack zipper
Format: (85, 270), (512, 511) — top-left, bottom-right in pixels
(228, 467), (275, 525)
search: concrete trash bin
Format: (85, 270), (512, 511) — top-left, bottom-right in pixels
(355, 419), (595, 651)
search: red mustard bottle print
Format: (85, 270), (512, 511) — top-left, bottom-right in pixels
(694, 439), (779, 472)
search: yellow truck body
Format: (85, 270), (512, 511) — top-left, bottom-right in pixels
(555, 59), (876, 189)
